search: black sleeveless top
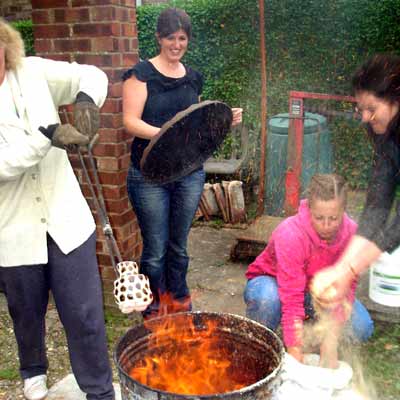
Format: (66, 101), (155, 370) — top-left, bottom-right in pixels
(122, 60), (204, 169)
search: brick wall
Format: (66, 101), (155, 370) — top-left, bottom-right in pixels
(0, 0), (32, 21)
(31, 0), (142, 307)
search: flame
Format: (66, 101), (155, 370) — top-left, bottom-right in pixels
(129, 294), (250, 395)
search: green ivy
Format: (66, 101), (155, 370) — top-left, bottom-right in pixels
(136, 0), (399, 189)
(12, 19), (35, 56)
(15, 0), (399, 189)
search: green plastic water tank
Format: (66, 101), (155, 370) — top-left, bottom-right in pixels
(265, 112), (332, 216)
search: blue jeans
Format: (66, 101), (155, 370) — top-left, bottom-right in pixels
(127, 166), (205, 316)
(244, 275), (374, 342)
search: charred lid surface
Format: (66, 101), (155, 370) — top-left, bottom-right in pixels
(140, 101), (233, 184)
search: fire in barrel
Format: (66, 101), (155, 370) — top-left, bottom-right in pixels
(114, 311), (284, 399)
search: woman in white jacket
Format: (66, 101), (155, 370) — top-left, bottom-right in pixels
(0, 19), (115, 400)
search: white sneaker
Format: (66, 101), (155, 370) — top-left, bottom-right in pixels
(23, 374), (48, 400)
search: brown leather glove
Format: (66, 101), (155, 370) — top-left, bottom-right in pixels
(73, 92), (100, 140)
(39, 123), (89, 149)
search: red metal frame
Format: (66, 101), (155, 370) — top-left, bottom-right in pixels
(284, 90), (356, 215)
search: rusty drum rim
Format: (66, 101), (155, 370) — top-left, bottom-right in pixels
(113, 311), (285, 399)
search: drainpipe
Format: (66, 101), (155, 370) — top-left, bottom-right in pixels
(256, 0), (268, 216)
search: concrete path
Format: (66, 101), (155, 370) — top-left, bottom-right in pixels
(47, 374), (121, 400)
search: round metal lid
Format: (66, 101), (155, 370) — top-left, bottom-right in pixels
(140, 100), (233, 183)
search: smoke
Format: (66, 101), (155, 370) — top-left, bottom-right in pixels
(300, 302), (378, 400)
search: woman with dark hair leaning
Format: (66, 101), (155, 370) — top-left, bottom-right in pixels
(122, 8), (242, 319)
(244, 174), (373, 369)
(312, 54), (400, 308)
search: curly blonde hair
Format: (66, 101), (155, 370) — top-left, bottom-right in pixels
(0, 18), (25, 71)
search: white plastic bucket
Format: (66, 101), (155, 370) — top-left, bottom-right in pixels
(369, 250), (400, 307)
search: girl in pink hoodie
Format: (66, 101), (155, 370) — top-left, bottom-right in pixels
(244, 174), (373, 367)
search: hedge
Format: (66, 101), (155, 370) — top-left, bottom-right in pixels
(16, 0), (400, 188)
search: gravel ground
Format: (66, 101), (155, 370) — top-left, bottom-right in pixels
(0, 295), (70, 399)
(0, 293), (133, 400)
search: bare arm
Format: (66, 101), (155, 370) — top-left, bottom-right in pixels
(122, 76), (160, 139)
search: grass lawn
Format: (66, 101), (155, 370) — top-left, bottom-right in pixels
(357, 320), (400, 399)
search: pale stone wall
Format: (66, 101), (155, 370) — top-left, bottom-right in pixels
(0, 0), (32, 21)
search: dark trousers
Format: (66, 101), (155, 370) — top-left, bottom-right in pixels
(0, 233), (115, 400)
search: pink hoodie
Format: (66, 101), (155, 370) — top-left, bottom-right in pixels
(245, 200), (358, 347)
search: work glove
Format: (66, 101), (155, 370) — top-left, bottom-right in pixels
(73, 91), (100, 140)
(39, 123), (89, 149)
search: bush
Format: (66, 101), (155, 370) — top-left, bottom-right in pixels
(11, 19), (35, 56)
(15, 0), (396, 190)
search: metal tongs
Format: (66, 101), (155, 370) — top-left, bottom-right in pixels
(62, 108), (121, 274)
(63, 109), (153, 313)
(77, 135), (122, 275)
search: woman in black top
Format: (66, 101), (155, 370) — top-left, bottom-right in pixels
(122, 8), (242, 318)
(312, 54), (400, 306)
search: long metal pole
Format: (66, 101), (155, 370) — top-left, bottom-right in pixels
(256, 0), (268, 216)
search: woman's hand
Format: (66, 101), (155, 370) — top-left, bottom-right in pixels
(287, 346), (304, 363)
(311, 262), (354, 309)
(231, 108), (243, 126)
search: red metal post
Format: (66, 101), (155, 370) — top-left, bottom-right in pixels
(283, 90), (356, 215)
(284, 95), (304, 215)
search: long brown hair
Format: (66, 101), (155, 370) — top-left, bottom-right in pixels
(352, 54), (400, 141)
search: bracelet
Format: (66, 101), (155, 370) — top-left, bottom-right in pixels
(347, 262), (358, 278)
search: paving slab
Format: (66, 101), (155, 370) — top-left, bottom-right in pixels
(47, 374), (121, 400)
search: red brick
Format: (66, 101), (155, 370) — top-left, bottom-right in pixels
(34, 39), (54, 53)
(101, 185), (126, 200)
(104, 197), (130, 214)
(98, 171), (127, 186)
(109, 210), (136, 228)
(34, 24), (70, 39)
(32, 0), (69, 8)
(72, 0), (115, 6)
(98, 128), (125, 143)
(128, 9), (136, 22)
(74, 53), (121, 68)
(115, 7), (129, 22)
(97, 157), (120, 172)
(120, 153), (131, 169)
(73, 22), (121, 37)
(54, 7), (90, 23)
(42, 53), (72, 62)
(99, 266), (118, 281)
(90, 6), (116, 21)
(121, 0), (135, 7)
(121, 22), (135, 37)
(101, 98), (122, 114)
(91, 37), (119, 52)
(97, 253), (114, 267)
(32, 9), (52, 24)
(101, 113), (123, 129)
(96, 239), (105, 253)
(109, 82), (122, 98)
(103, 67), (129, 83)
(122, 53), (137, 67)
(54, 38), (91, 52)
(92, 142), (126, 157)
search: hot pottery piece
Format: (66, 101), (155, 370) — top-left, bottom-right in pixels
(114, 261), (153, 313)
(114, 311), (284, 400)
